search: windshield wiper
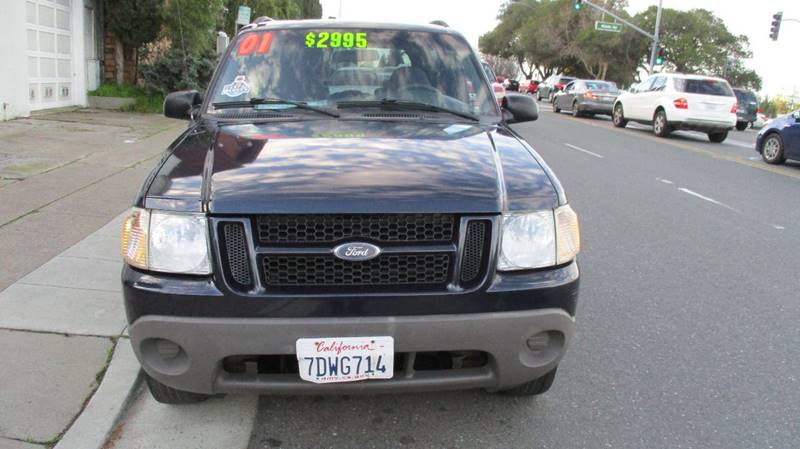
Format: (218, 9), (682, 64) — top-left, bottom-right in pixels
(212, 98), (340, 118)
(337, 99), (480, 122)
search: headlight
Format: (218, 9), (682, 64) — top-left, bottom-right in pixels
(498, 204), (580, 271)
(121, 208), (212, 275)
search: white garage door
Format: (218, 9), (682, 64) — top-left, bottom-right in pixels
(26, 0), (74, 110)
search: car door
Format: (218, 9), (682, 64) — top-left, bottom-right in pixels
(782, 111), (800, 159)
(626, 76), (655, 120)
(540, 75), (553, 98)
(631, 75), (665, 122)
(559, 82), (576, 110)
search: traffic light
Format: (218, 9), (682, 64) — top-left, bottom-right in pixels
(655, 46), (666, 65)
(770, 12), (783, 41)
(574, 0), (583, 11)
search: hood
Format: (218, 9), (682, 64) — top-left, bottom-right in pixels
(143, 120), (559, 214)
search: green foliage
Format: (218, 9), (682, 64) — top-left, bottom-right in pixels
(480, 1), (760, 90)
(222, 0), (308, 36)
(635, 7), (760, 89)
(300, 0), (323, 18)
(139, 47), (219, 95)
(480, 0), (648, 86)
(88, 84), (164, 113)
(105, 0), (163, 47)
(163, 0), (226, 55)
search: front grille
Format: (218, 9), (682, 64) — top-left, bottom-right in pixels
(261, 253), (451, 287)
(460, 220), (489, 284)
(256, 214), (455, 244)
(219, 222), (253, 290)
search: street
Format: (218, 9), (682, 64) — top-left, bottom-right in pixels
(246, 106), (800, 449)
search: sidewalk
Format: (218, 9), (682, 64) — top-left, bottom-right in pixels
(0, 110), (184, 448)
(0, 109), (184, 291)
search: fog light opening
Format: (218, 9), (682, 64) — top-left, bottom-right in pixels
(520, 330), (565, 368)
(141, 338), (190, 375)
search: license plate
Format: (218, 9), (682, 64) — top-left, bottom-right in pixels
(296, 336), (394, 384)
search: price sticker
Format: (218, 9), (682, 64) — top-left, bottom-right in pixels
(305, 31), (367, 49)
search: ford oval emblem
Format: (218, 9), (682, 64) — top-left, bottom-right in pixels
(333, 242), (382, 261)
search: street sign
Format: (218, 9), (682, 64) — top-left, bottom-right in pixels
(595, 21), (623, 33)
(236, 5), (252, 26)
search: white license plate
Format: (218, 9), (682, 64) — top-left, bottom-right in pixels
(296, 336), (394, 384)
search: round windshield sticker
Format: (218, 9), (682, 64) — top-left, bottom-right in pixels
(221, 75), (250, 97)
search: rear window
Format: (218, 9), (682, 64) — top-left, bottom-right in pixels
(734, 89), (757, 103)
(584, 81), (618, 92)
(673, 78), (733, 97)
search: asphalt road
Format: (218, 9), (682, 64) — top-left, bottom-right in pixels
(249, 106), (800, 449)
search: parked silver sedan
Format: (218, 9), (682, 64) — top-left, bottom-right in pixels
(553, 80), (620, 117)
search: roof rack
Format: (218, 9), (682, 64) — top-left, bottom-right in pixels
(429, 20), (449, 27)
(253, 16), (273, 23)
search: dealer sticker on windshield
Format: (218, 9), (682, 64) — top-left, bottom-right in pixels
(296, 336), (394, 384)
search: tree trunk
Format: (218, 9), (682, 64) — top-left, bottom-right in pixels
(122, 46), (138, 84)
(114, 39), (124, 84)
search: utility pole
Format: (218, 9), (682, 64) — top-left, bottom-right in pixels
(647, 0), (663, 74)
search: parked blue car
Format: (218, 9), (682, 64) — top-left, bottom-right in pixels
(756, 110), (800, 164)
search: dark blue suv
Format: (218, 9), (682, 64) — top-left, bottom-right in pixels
(756, 110), (800, 164)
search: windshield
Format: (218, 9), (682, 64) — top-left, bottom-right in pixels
(208, 28), (498, 118)
(673, 78), (733, 97)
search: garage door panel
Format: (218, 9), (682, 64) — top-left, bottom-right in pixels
(26, 0), (74, 110)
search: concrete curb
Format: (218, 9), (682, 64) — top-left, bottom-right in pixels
(54, 339), (141, 449)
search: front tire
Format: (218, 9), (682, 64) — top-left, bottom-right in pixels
(498, 366), (558, 396)
(144, 373), (211, 404)
(653, 109), (671, 137)
(612, 103), (628, 128)
(736, 121), (748, 131)
(708, 130), (729, 143)
(761, 133), (786, 164)
(553, 102), (561, 113)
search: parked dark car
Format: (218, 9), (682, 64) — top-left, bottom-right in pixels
(553, 79), (620, 117)
(733, 88), (759, 131)
(121, 20), (581, 404)
(503, 78), (520, 92)
(537, 75), (576, 102)
(756, 110), (800, 164)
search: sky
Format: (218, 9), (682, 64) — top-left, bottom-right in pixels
(319, 0), (799, 97)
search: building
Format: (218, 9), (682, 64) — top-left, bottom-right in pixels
(0, 0), (103, 121)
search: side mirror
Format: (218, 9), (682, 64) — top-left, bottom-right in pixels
(502, 93), (538, 123)
(164, 90), (203, 120)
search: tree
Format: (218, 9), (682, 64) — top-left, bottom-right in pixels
(222, 0), (305, 36)
(105, 0), (163, 84)
(635, 7), (761, 88)
(164, 0), (226, 56)
(482, 55), (519, 80)
(300, 0), (323, 18)
(480, 0), (648, 86)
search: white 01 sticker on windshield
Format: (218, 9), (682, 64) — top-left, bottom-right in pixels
(221, 75), (251, 97)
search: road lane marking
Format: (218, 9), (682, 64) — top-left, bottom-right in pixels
(772, 225), (785, 230)
(547, 113), (800, 180)
(564, 143), (604, 158)
(657, 178), (674, 185)
(677, 187), (742, 214)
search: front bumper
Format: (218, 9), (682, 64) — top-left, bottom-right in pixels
(129, 308), (575, 395)
(124, 261), (579, 394)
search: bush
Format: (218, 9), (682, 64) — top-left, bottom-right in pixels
(138, 47), (219, 96)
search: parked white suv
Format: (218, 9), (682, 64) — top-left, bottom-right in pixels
(612, 73), (737, 143)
